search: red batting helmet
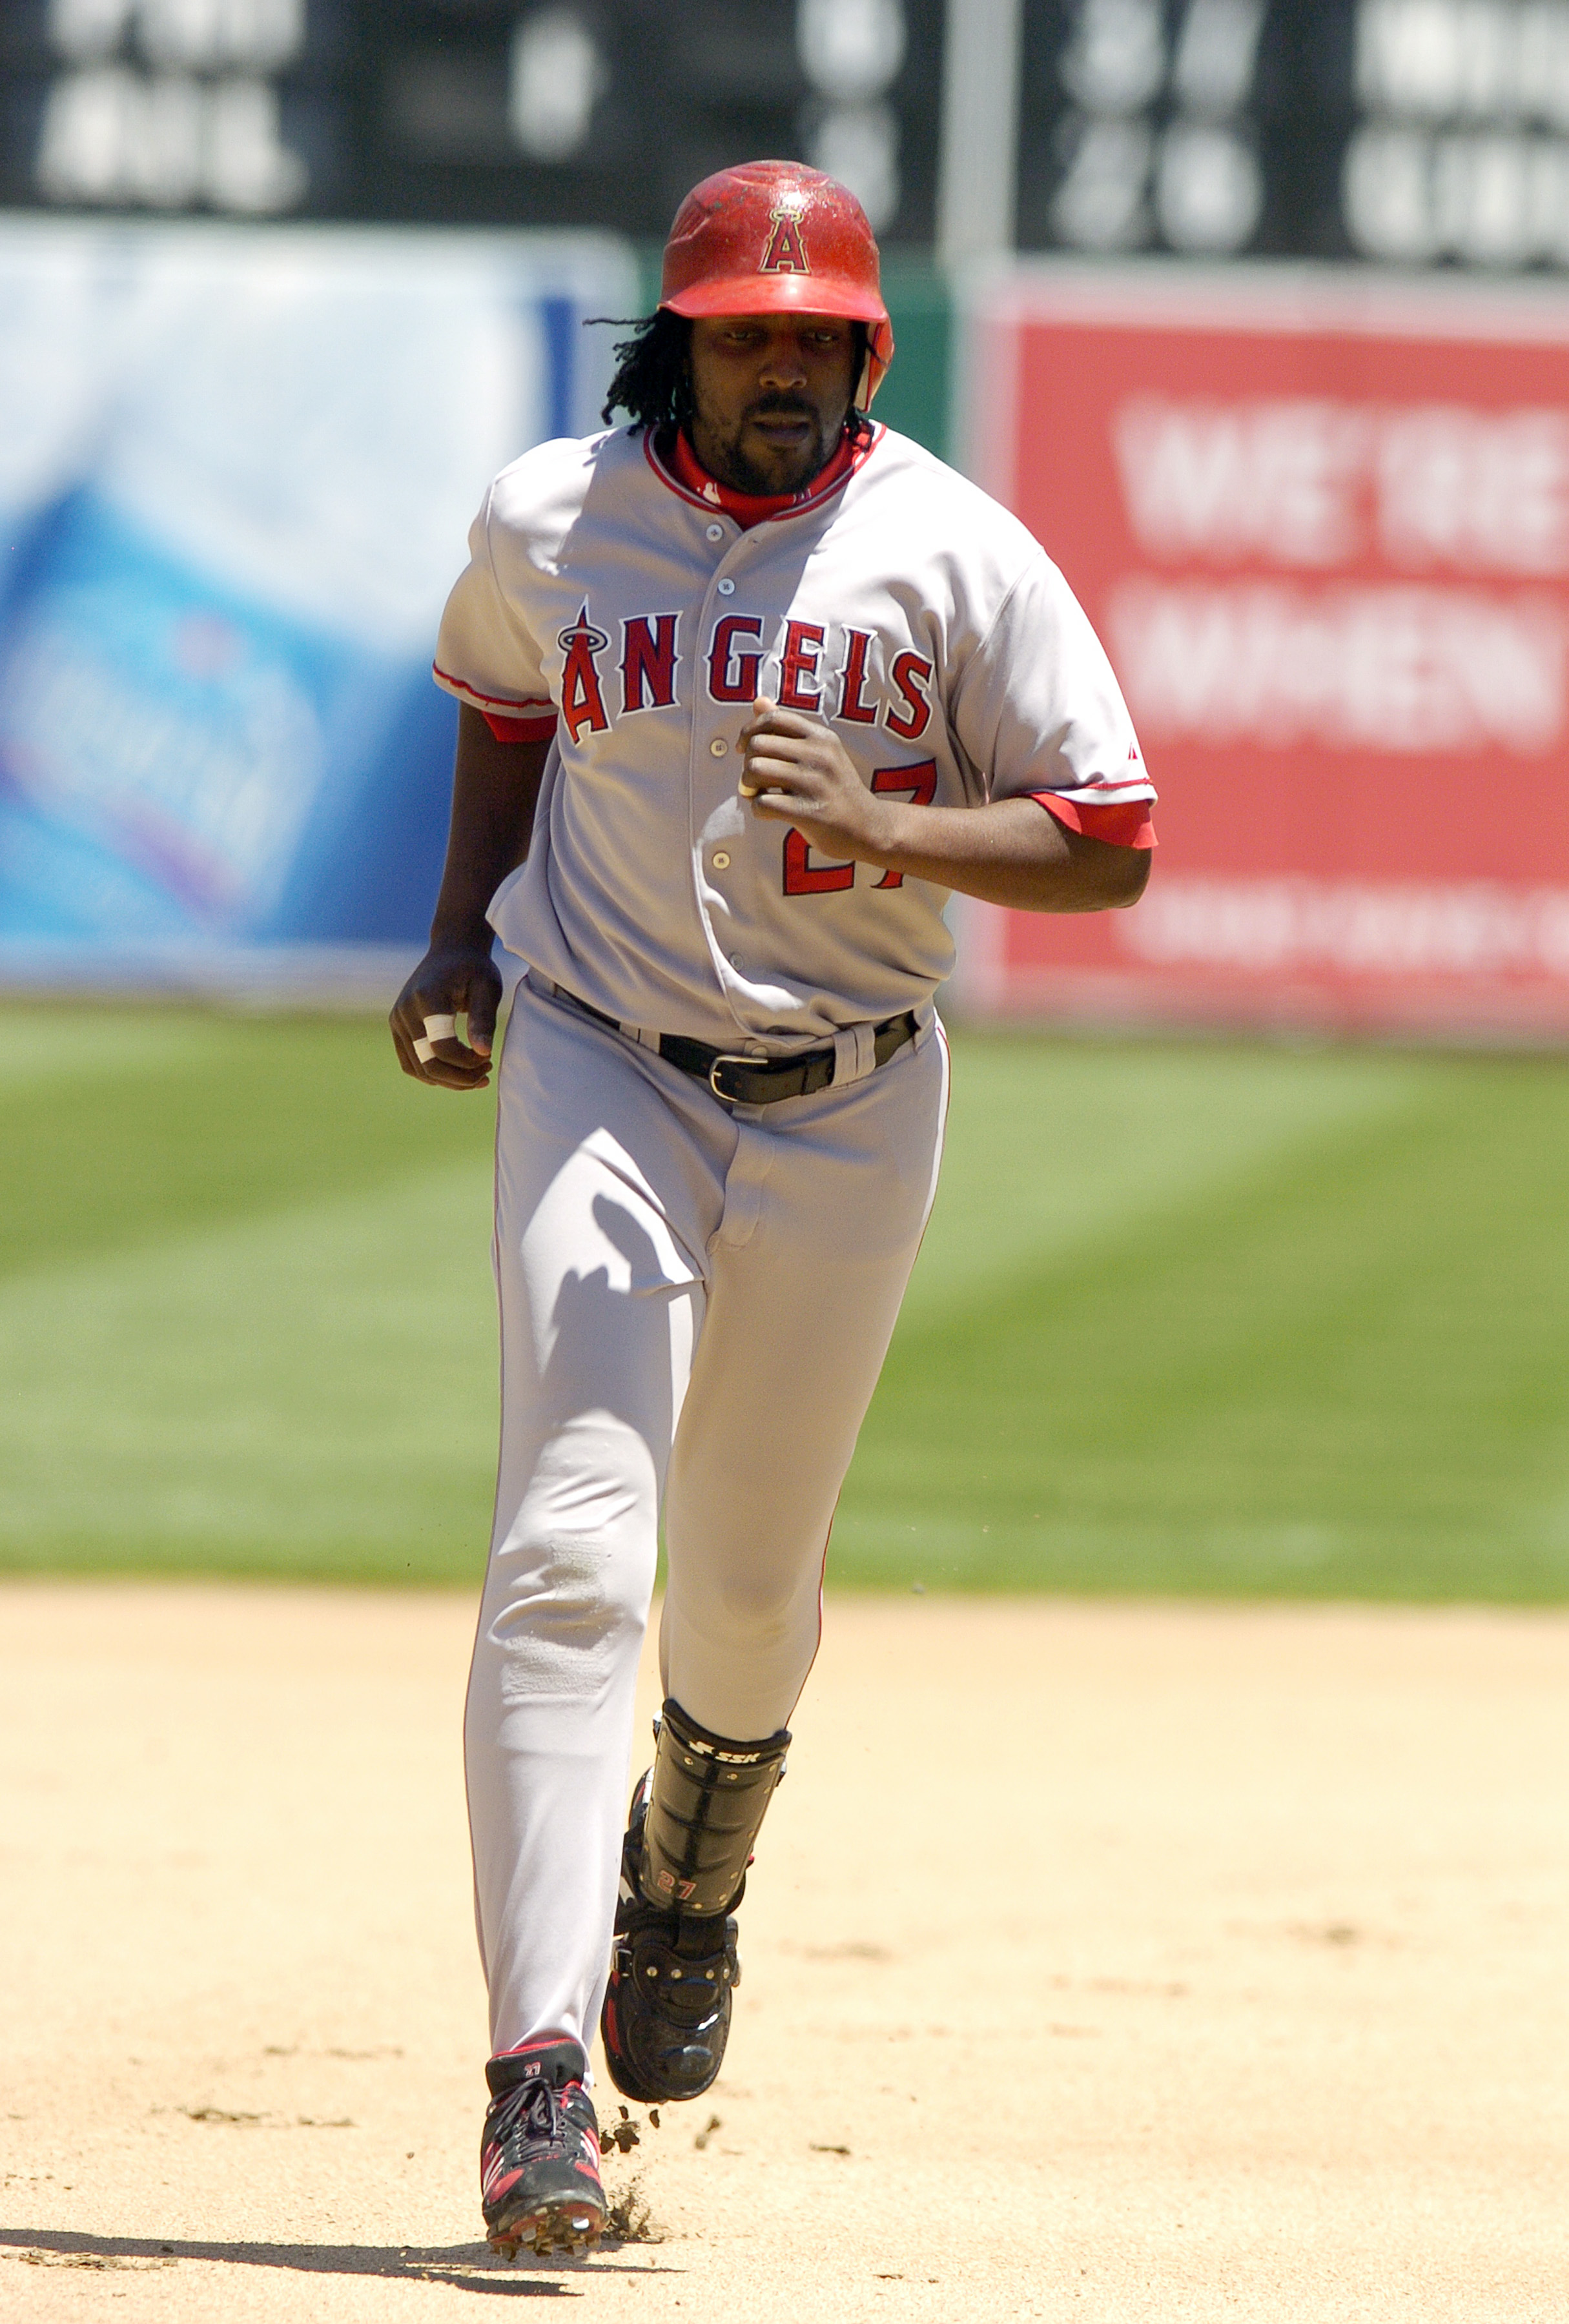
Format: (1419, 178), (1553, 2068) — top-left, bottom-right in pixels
(659, 160), (895, 406)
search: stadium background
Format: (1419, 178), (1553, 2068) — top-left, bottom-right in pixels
(3, 0), (1568, 1605)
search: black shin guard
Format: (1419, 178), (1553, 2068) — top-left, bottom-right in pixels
(639, 1698), (790, 1917)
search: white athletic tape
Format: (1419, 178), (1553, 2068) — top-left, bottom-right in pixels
(422, 1013), (457, 1042)
(413, 1037), (436, 1063)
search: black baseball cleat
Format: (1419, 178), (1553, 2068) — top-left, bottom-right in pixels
(599, 1773), (741, 2105)
(480, 2034), (606, 2259)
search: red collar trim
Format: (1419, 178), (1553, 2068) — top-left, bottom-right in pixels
(644, 422), (880, 526)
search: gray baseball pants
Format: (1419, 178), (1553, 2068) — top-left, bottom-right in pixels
(464, 975), (948, 2063)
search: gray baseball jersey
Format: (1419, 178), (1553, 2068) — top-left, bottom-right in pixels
(433, 420), (1154, 1048)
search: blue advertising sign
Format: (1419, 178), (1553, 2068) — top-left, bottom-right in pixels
(0, 217), (636, 982)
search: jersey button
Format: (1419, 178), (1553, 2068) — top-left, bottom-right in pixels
(705, 524), (724, 542)
(712, 850), (732, 870)
(716, 576), (735, 595)
(710, 738), (728, 757)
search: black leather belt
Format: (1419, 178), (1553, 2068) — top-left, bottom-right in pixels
(542, 981), (918, 1106)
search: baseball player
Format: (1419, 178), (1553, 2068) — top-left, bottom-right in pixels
(390, 160), (1154, 2259)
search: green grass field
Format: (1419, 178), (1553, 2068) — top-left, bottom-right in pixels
(3, 1006), (1568, 1600)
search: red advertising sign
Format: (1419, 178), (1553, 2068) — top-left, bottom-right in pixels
(959, 266), (1569, 1037)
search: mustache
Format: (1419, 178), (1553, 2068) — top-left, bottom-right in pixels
(743, 396), (817, 423)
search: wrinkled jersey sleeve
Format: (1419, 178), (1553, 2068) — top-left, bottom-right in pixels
(432, 488), (558, 742)
(951, 550), (1156, 846)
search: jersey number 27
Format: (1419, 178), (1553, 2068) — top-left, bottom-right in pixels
(781, 760), (938, 896)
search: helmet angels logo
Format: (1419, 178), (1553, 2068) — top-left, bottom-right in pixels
(759, 198), (811, 276)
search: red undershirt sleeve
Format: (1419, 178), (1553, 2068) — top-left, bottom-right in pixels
(480, 708), (559, 744)
(1032, 793), (1156, 850)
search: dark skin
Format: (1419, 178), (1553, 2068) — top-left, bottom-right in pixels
(389, 708), (547, 1091)
(391, 311), (1149, 1090)
(687, 311), (860, 496)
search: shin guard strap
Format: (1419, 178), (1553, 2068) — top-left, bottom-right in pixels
(639, 1697), (790, 1918)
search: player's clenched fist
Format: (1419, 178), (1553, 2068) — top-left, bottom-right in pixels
(389, 942), (502, 1090)
(739, 694), (892, 866)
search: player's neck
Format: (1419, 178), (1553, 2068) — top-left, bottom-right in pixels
(670, 427), (857, 529)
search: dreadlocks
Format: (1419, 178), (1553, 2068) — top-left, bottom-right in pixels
(598, 311), (874, 442)
(599, 310), (695, 433)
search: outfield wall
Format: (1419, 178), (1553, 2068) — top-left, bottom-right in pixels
(6, 227), (1566, 1045)
(955, 263), (1569, 1043)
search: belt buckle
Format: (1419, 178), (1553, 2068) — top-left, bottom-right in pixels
(708, 1052), (758, 1103)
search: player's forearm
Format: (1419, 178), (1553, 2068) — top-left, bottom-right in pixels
(428, 708), (549, 947)
(739, 703), (1149, 914)
(851, 796), (1151, 914)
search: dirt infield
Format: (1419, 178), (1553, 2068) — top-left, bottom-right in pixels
(2, 1583), (1566, 2322)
